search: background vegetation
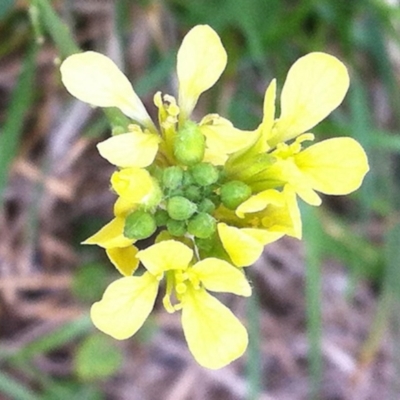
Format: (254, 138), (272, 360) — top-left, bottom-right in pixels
(0, 0), (399, 399)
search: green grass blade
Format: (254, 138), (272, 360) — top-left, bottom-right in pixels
(0, 370), (40, 400)
(32, 0), (79, 58)
(302, 204), (323, 399)
(385, 223), (400, 399)
(0, 41), (37, 210)
(0, 315), (92, 363)
(32, 0), (130, 131)
(246, 290), (262, 400)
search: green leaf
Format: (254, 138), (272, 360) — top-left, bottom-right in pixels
(75, 334), (123, 381)
(42, 381), (104, 400)
(72, 262), (111, 303)
(0, 41), (37, 210)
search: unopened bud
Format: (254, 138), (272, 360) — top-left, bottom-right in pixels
(220, 181), (252, 210)
(174, 121), (205, 166)
(167, 196), (197, 221)
(163, 166), (183, 189)
(124, 210), (157, 240)
(190, 163), (219, 186)
(184, 185), (202, 202)
(154, 209), (169, 226)
(166, 219), (187, 237)
(187, 213), (216, 238)
(197, 198), (216, 214)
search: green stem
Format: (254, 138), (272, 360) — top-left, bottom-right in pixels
(32, 0), (130, 130)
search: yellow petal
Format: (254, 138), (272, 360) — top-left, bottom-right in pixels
(82, 217), (134, 248)
(181, 287), (248, 369)
(291, 183), (322, 206)
(91, 273), (159, 340)
(294, 137), (369, 195)
(273, 52), (349, 144)
(113, 196), (137, 217)
(200, 115), (258, 157)
(217, 223), (265, 267)
(202, 147), (229, 166)
(260, 185), (302, 239)
(254, 157), (322, 206)
(97, 132), (159, 168)
(177, 25), (227, 118)
(60, 52), (153, 127)
(261, 79), (276, 143)
(241, 228), (284, 246)
(106, 245), (139, 276)
(137, 240), (193, 276)
(111, 168), (154, 203)
(191, 258), (251, 296)
(236, 189), (285, 218)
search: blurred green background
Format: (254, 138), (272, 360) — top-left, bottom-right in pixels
(0, 0), (399, 399)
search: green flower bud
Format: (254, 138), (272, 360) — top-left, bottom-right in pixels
(187, 212), (216, 238)
(166, 219), (187, 237)
(190, 163), (219, 186)
(154, 209), (169, 226)
(124, 210), (157, 240)
(182, 170), (195, 186)
(220, 180), (252, 210)
(174, 121), (205, 166)
(184, 185), (202, 202)
(143, 180), (163, 209)
(163, 166), (183, 190)
(197, 198), (216, 214)
(167, 196), (197, 220)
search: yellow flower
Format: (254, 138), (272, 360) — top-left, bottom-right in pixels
(91, 272), (159, 340)
(236, 185), (302, 238)
(60, 51), (155, 129)
(60, 25), (254, 167)
(82, 217), (134, 249)
(105, 246), (140, 277)
(266, 52), (350, 146)
(82, 217), (139, 276)
(199, 115), (258, 165)
(231, 52), (369, 205)
(110, 167), (161, 207)
(91, 240), (251, 369)
(217, 222), (283, 267)
(176, 25), (227, 120)
(252, 134), (369, 206)
(63, 25), (370, 370)
(97, 125), (160, 168)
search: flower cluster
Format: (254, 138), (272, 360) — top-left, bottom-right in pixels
(60, 25), (369, 369)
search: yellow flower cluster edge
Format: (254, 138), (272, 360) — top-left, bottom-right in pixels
(60, 25), (369, 369)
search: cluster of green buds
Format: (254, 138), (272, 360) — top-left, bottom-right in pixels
(60, 25), (369, 369)
(125, 122), (252, 243)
